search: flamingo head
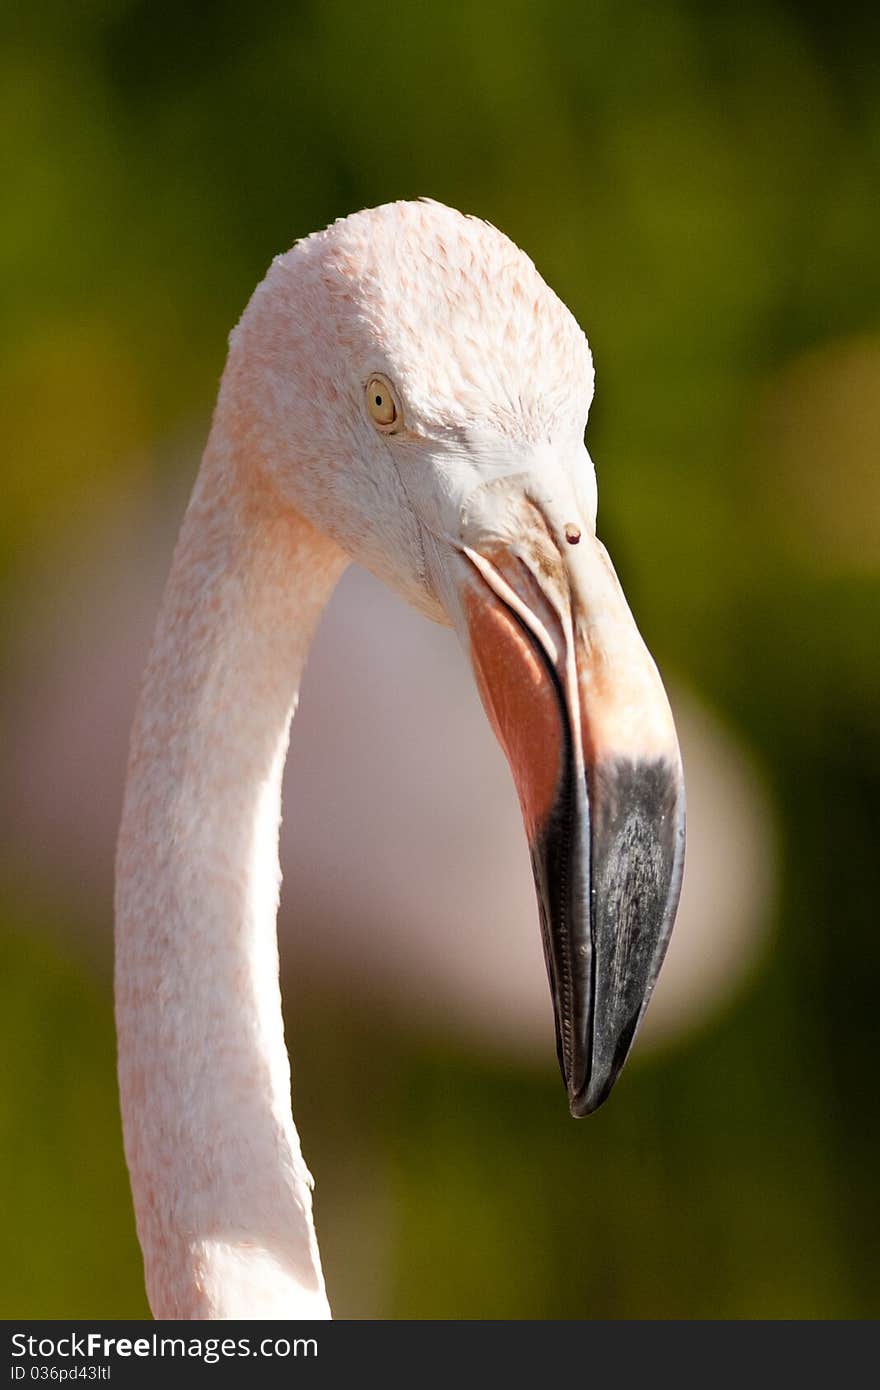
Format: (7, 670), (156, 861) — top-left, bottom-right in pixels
(228, 199), (686, 1116)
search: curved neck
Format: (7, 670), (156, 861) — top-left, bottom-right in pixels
(115, 432), (346, 1318)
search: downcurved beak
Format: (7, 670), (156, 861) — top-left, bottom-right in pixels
(439, 505), (685, 1116)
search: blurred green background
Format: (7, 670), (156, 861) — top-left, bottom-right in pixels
(2, 0), (879, 1318)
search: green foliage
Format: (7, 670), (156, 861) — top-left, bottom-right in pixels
(0, 905), (148, 1316)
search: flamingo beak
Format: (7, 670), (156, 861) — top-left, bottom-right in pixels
(447, 518), (685, 1116)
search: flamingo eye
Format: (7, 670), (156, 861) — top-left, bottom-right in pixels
(365, 375), (400, 431)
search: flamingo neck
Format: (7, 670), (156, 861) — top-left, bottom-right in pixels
(115, 432), (345, 1318)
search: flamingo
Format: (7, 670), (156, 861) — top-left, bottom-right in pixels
(115, 199), (686, 1320)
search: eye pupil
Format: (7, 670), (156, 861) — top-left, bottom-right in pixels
(375, 395), (383, 406)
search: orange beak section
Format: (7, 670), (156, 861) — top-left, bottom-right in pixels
(457, 533), (685, 1116)
(464, 587), (565, 844)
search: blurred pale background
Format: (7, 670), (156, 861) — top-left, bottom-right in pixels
(2, 2), (878, 1317)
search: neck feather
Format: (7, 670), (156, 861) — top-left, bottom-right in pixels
(115, 432), (345, 1318)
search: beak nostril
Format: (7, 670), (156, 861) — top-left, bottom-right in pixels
(564, 524), (581, 545)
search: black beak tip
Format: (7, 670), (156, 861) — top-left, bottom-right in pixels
(560, 996), (646, 1118)
(568, 1089), (598, 1119)
(567, 1084), (606, 1117)
(531, 742), (686, 1124)
(567, 1064), (622, 1118)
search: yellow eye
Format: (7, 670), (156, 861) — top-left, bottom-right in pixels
(365, 375), (399, 430)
